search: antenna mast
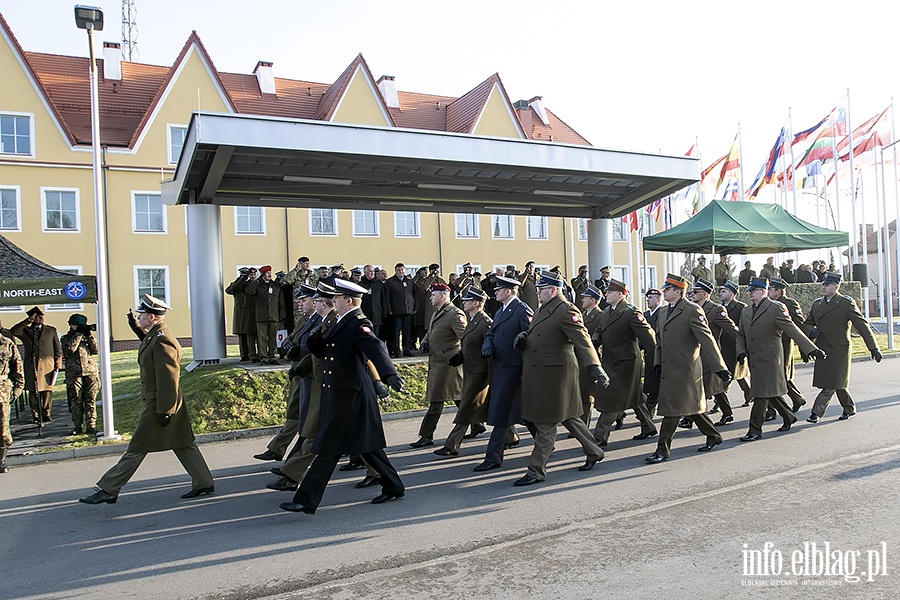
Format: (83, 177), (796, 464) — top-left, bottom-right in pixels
(121, 0), (139, 61)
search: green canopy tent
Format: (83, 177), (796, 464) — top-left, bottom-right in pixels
(0, 234), (97, 307)
(642, 200), (848, 254)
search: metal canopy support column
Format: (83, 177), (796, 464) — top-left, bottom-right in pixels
(186, 199), (227, 371)
(587, 218), (613, 281)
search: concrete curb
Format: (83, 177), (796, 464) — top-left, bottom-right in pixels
(6, 406), (435, 467)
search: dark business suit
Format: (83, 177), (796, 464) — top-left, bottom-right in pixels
(481, 296), (533, 465)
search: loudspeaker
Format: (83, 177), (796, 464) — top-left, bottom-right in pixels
(851, 263), (868, 286)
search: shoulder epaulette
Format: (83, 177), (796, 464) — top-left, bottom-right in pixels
(356, 314), (366, 319)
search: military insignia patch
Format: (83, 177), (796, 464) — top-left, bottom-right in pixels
(361, 325), (372, 333)
(636, 313), (645, 322)
(720, 311), (727, 318)
(572, 314), (580, 322)
(795, 308), (802, 314)
(698, 314), (705, 322)
(458, 315), (465, 322)
(527, 316), (532, 322)
(782, 309), (790, 317)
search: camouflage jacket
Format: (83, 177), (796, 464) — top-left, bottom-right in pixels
(60, 330), (99, 380)
(0, 335), (24, 401)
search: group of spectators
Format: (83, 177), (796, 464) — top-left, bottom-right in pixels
(689, 254), (837, 287)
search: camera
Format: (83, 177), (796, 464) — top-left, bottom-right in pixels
(77, 323), (97, 334)
(239, 267), (250, 276)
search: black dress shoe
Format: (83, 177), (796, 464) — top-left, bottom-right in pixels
(614, 417), (624, 430)
(806, 414), (821, 423)
(504, 440), (520, 450)
(181, 486), (215, 499)
(714, 415), (734, 427)
(764, 412), (776, 422)
(740, 433), (762, 442)
(355, 475), (381, 488)
(271, 467), (286, 477)
(792, 400), (807, 413)
(280, 502), (315, 514)
(71, 427), (83, 436)
(644, 453), (668, 464)
(266, 477), (298, 491)
(433, 447), (459, 457)
(339, 460), (366, 471)
(777, 422), (792, 432)
(390, 352), (401, 359)
(632, 431), (658, 440)
(697, 439), (723, 452)
(371, 491), (405, 504)
(578, 458), (602, 471)
(473, 461), (501, 472)
(409, 437), (434, 448)
(513, 474), (543, 486)
(253, 450), (283, 461)
(838, 411), (856, 420)
(677, 417), (693, 429)
(598, 441), (608, 448)
(463, 424), (487, 439)
(740, 401), (751, 407)
(79, 490), (117, 504)
(709, 406), (720, 414)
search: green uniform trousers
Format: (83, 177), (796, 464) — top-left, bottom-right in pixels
(97, 444), (214, 495)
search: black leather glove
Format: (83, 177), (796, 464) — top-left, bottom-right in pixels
(737, 353), (747, 365)
(871, 348), (883, 363)
(373, 380), (390, 399)
(384, 374), (403, 392)
(281, 339), (294, 353)
(127, 309), (137, 328)
(653, 364), (661, 378)
(808, 327), (821, 340)
(589, 365), (610, 388)
(481, 346), (494, 358)
(157, 414), (171, 428)
(420, 340), (430, 354)
(717, 370), (732, 384)
(448, 352), (464, 367)
(809, 348), (826, 361)
(513, 331), (528, 351)
(287, 365), (301, 379)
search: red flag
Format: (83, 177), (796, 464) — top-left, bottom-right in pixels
(835, 107), (890, 156)
(715, 134), (741, 192)
(701, 154), (727, 182)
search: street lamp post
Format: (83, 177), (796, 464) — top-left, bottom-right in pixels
(75, 5), (118, 440)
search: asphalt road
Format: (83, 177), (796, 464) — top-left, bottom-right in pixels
(2, 358), (899, 600)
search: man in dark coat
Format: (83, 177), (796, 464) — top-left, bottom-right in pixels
(804, 272), (881, 423)
(571, 265), (590, 303)
(359, 264), (387, 336)
(579, 285), (604, 425)
(225, 267), (255, 360)
(646, 274), (730, 463)
(642, 288), (664, 418)
(10, 306), (62, 423)
(738, 261), (756, 286)
(514, 273), (609, 486)
(475, 276), (533, 472)
(435, 287), (492, 457)
(384, 263), (417, 358)
(768, 278), (808, 412)
(736, 277), (822, 441)
(80, 295), (214, 504)
(591, 280), (657, 446)
(718, 281), (751, 408)
(246, 265), (285, 365)
(280, 279), (405, 514)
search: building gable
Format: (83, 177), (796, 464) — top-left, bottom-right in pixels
(446, 73), (525, 139)
(316, 54), (394, 127)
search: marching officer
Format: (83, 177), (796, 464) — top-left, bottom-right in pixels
(279, 279), (405, 514)
(0, 321), (24, 473)
(434, 287), (492, 457)
(767, 278), (809, 413)
(475, 275), (533, 472)
(804, 272), (881, 423)
(646, 274), (730, 463)
(718, 281), (751, 407)
(642, 288), (664, 418)
(591, 279), (657, 446)
(10, 307), (61, 424)
(59, 314), (100, 435)
(578, 285), (604, 426)
(246, 265), (284, 365)
(410, 283), (467, 448)
(513, 272), (609, 486)
(685, 279), (739, 428)
(80, 295), (215, 504)
(736, 277), (822, 441)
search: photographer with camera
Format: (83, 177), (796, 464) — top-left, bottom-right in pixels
(60, 314), (100, 435)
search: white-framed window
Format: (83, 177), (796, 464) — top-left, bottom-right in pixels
(491, 215), (514, 239)
(132, 191), (166, 233)
(455, 214), (479, 238)
(403, 264), (422, 278)
(456, 264), (482, 275)
(0, 186), (21, 231)
(41, 188), (79, 232)
(577, 218), (588, 241)
(526, 216), (548, 240)
(612, 266), (629, 284)
(352, 209), (379, 236)
(394, 211), (420, 237)
(612, 219), (627, 241)
(134, 266), (169, 305)
(167, 124), (188, 165)
(0, 112), (33, 156)
(0, 304), (21, 313)
(47, 266), (83, 311)
(310, 208), (337, 236)
(638, 265), (658, 295)
(235, 206), (265, 235)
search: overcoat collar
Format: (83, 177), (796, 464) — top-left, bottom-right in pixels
(138, 323), (163, 358)
(600, 302), (625, 329)
(531, 294), (564, 329)
(750, 297), (773, 323)
(662, 299), (686, 330)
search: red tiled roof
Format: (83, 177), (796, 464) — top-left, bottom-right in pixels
(445, 73), (497, 134)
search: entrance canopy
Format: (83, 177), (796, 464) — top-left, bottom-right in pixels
(642, 200), (849, 254)
(0, 234), (97, 307)
(161, 112), (698, 219)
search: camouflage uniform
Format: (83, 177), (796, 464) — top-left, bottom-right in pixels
(1, 333), (25, 472)
(60, 327), (100, 434)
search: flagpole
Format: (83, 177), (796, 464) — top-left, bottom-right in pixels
(788, 108), (800, 265)
(879, 144), (893, 348)
(893, 98), (900, 334)
(860, 168), (870, 319)
(874, 155), (885, 323)
(830, 121), (843, 272)
(848, 89), (860, 267)
(738, 123), (745, 201)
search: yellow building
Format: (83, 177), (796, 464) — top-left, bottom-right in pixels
(0, 14), (668, 345)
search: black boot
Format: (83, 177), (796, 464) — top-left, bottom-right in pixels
(0, 448), (8, 473)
